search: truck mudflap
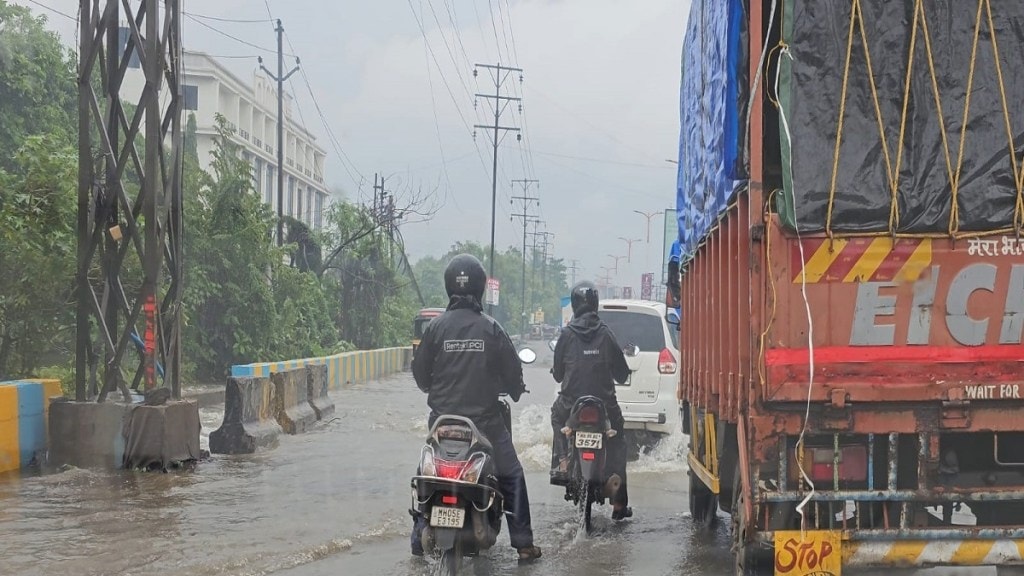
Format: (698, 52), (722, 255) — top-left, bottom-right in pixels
(759, 529), (1024, 570)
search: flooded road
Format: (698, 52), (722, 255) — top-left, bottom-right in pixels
(0, 348), (1010, 576)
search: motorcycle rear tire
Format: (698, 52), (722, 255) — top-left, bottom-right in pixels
(438, 541), (462, 576)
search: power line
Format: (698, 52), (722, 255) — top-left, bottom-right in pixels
(526, 149), (676, 169)
(493, 0), (514, 66)
(22, 0), (76, 21)
(486, 0), (505, 62)
(184, 13), (295, 57)
(185, 12), (272, 24)
(406, 0), (492, 181)
(420, 13), (457, 213)
(296, 67), (364, 189)
(423, 0), (473, 100)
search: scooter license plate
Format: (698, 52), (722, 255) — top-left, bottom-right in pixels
(575, 432), (603, 449)
(430, 506), (466, 528)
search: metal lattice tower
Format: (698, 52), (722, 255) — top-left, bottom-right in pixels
(76, 0), (183, 402)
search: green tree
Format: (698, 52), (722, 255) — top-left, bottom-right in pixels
(0, 1), (77, 171)
(0, 135), (77, 378)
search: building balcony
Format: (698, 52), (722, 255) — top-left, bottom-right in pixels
(239, 129), (250, 141)
(254, 137), (262, 149)
(264, 143), (273, 154)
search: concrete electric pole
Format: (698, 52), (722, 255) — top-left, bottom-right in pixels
(258, 20), (299, 247)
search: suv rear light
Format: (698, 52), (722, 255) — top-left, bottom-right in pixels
(658, 348), (677, 374)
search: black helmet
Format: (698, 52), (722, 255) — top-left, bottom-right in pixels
(444, 253), (486, 300)
(570, 280), (599, 316)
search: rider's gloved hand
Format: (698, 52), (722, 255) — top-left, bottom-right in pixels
(509, 384), (526, 402)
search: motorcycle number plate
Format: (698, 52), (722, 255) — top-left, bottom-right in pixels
(430, 506), (466, 528)
(575, 432), (603, 449)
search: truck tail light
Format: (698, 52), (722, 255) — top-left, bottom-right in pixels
(801, 445), (869, 484)
(658, 348), (677, 374)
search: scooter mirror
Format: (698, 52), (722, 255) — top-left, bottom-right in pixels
(518, 347), (537, 364)
(547, 338), (557, 352)
(623, 344), (640, 357)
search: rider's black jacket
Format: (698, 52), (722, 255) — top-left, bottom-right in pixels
(412, 295), (525, 434)
(551, 311), (630, 403)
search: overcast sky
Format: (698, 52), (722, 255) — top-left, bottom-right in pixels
(23, 0), (688, 294)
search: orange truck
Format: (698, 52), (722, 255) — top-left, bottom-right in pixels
(674, 1), (1024, 574)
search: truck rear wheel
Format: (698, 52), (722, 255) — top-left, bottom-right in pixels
(688, 470), (718, 528)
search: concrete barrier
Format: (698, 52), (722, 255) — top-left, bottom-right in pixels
(0, 380), (64, 473)
(209, 377), (282, 455)
(48, 400), (133, 469)
(306, 364), (335, 421)
(232, 346), (412, 391)
(271, 369), (317, 434)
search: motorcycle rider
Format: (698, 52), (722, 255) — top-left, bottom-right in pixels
(549, 280), (633, 520)
(410, 253), (543, 563)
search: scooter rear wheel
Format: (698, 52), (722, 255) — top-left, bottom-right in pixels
(437, 541), (462, 576)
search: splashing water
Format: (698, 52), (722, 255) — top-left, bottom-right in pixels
(510, 403), (689, 474)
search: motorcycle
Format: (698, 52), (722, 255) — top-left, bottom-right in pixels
(410, 347), (536, 575)
(551, 343), (641, 534)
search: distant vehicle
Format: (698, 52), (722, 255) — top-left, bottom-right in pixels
(596, 299), (679, 447)
(412, 307), (444, 356)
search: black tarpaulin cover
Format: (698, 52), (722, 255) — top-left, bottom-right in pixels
(776, 0), (1024, 235)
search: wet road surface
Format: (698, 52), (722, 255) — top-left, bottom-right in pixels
(0, 348), (1012, 576)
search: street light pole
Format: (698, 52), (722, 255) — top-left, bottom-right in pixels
(633, 209), (660, 244)
(618, 237), (641, 262)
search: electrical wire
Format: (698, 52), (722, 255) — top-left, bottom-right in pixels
(184, 12), (271, 24)
(184, 13), (294, 57)
(775, 43), (816, 533)
(420, 0), (459, 214)
(406, 0), (492, 181)
(22, 0), (76, 21)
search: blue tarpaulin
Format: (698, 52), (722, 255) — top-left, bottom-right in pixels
(675, 0), (745, 261)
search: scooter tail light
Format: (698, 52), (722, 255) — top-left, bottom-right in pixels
(582, 451), (596, 461)
(658, 348), (677, 374)
(435, 459), (465, 480)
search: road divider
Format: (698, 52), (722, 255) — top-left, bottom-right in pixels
(272, 369), (317, 434)
(209, 376), (282, 455)
(0, 380), (63, 474)
(307, 364), (335, 421)
(210, 347), (410, 454)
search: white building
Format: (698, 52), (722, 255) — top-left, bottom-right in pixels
(120, 35), (331, 231)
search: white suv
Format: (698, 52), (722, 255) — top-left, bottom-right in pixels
(598, 299), (680, 439)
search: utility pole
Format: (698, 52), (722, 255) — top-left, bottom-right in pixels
(511, 179), (539, 339)
(528, 220), (544, 311)
(538, 231), (554, 290)
(567, 259), (580, 286)
(259, 20), (299, 247)
(372, 173), (385, 224)
(619, 237), (642, 262)
(474, 63), (522, 314)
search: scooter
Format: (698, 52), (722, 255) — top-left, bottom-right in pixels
(410, 347), (536, 575)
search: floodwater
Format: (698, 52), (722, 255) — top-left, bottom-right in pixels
(0, 349), (1011, 576)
